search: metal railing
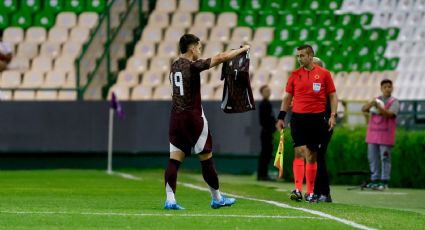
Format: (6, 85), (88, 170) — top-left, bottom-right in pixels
(76, 0), (144, 100)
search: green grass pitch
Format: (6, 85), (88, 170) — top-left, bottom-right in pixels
(0, 169), (424, 229)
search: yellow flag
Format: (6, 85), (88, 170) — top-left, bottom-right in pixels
(274, 129), (284, 179)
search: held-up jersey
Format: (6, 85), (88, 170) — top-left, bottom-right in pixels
(220, 51), (255, 113)
(169, 58), (211, 114)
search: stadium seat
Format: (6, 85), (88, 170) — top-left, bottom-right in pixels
(178, 0), (199, 12)
(78, 12), (99, 30)
(33, 11), (55, 29)
(269, 85), (283, 100)
(141, 70), (164, 87)
(210, 27), (230, 42)
(188, 26), (209, 41)
(200, 0), (221, 12)
(48, 26), (68, 43)
(258, 11), (278, 27)
(152, 85), (171, 100)
(131, 85), (152, 100)
(126, 56), (147, 74)
(54, 56), (75, 72)
(0, 0), (18, 13)
(55, 12), (77, 29)
(62, 41), (83, 59)
(16, 42), (38, 59)
(7, 57), (30, 73)
(269, 72), (288, 88)
(217, 12), (237, 28)
(212, 85), (223, 100)
(252, 27), (274, 43)
(64, 0), (84, 13)
(69, 27), (90, 43)
(58, 90), (77, 100)
(21, 71), (44, 88)
(157, 41), (178, 58)
(11, 12), (32, 29)
(231, 27), (252, 42)
(194, 12), (215, 28)
(116, 70), (139, 87)
(134, 42), (155, 59)
(140, 27), (163, 43)
(250, 42), (267, 58)
(13, 90), (36, 100)
(108, 85), (130, 100)
(25, 27), (47, 44)
(3, 27), (24, 45)
(31, 56), (52, 73)
(379, 0), (398, 11)
(258, 56), (278, 71)
(43, 70), (67, 88)
(0, 70), (21, 88)
(40, 41), (61, 58)
(171, 12), (192, 28)
(201, 85), (214, 100)
(148, 11), (169, 28)
(251, 69), (270, 87)
(155, 0), (176, 13)
(86, 0), (106, 13)
(238, 11), (257, 28)
(203, 41), (223, 57)
(164, 27), (185, 42)
(149, 57), (170, 73)
(36, 90), (58, 100)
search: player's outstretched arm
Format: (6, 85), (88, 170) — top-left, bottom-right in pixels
(209, 44), (250, 68)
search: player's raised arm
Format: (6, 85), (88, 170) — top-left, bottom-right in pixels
(209, 45), (250, 68)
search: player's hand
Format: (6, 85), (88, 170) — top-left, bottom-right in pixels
(276, 119), (285, 131)
(370, 98), (377, 106)
(241, 43), (250, 50)
(328, 115), (336, 131)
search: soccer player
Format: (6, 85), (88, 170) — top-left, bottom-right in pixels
(312, 57), (333, 202)
(164, 34), (250, 210)
(361, 79), (399, 190)
(276, 45), (337, 202)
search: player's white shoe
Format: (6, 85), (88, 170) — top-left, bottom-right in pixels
(211, 196), (236, 209)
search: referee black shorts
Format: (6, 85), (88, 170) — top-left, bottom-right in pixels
(290, 112), (328, 152)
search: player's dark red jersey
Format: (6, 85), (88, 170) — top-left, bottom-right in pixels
(220, 51), (255, 113)
(169, 58), (211, 114)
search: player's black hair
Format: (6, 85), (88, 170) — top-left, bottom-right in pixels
(381, 79), (392, 86)
(297, 44), (314, 56)
(179, 34), (200, 54)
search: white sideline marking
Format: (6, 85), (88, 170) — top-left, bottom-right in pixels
(114, 173), (376, 230)
(0, 211), (323, 219)
(358, 192), (407, 195)
(110, 172), (142, 181)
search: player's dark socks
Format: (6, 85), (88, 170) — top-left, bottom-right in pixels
(201, 158), (219, 190)
(164, 159), (181, 193)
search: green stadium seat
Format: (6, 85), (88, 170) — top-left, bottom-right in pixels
(336, 14), (357, 27)
(373, 42), (387, 56)
(387, 57), (399, 70)
(317, 12), (335, 27)
(268, 41), (297, 57)
(332, 27), (350, 42)
(275, 27), (292, 41)
(86, 0), (106, 13)
(64, 0), (85, 13)
(307, 0), (322, 11)
(258, 10), (277, 27)
(332, 57), (347, 72)
(359, 13), (373, 26)
(264, 0), (285, 10)
(367, 28), (385, 42)
(298, 13), (316, 27)
(34, 11), (55, 29)
(11, 12), (32, 29)
(222, 0), (242, 11)
(312, 27), (333, 42)
(21, 0), (41, 14)
(360, 59), (374, 71)
(278, 11), (297, 27)
(200, 0), (221, 12)
(324, 0), (342, 11)
(44, 0), (63, 13)
(292, 27), (312, 42)
(386, 27), (400, 40)
(349, 27), (365, 41)
(375, 57), (387, 71)
(340, 43), (358, 57)
(0, 13), (9, 29)
(0, 0), (18, 14)
(245, 0), (264, 11)
(285, 0), (303, 10)
(238, 11), (257, 27)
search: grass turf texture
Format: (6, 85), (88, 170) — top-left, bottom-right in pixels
(0, 169), (424, 229)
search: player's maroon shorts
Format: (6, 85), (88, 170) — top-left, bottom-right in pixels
(169, 109), (212, 155)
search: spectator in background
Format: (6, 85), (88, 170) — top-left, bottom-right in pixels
(0, 30), (12, 72)
(257, 85), (276, 181)
(361, 79), (399, 190)
(276, 45), (338, 202)
(312, 57), (333, 202)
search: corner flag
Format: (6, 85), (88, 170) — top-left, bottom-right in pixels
(274, 129), (284, 179)
(110, 92), (124, 119)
